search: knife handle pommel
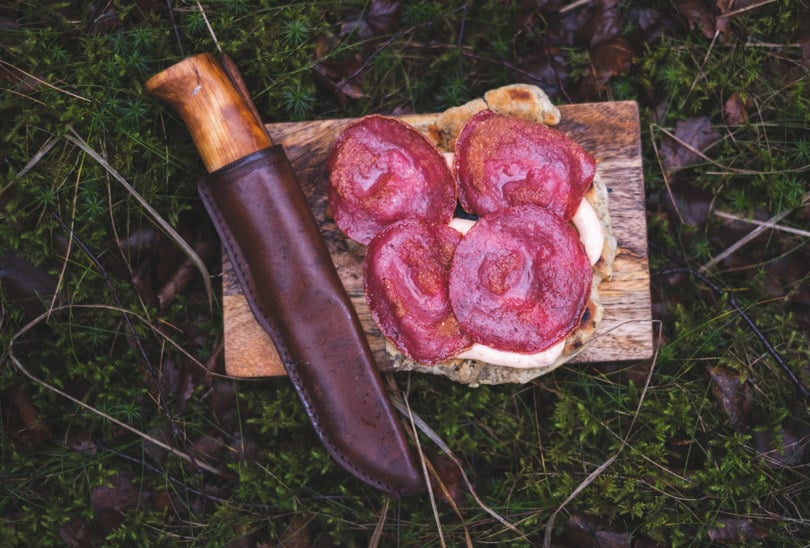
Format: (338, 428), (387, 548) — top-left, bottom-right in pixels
(145, 53), (272, 172)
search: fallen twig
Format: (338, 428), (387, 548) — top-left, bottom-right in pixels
(194, 0), (221, 53)
(653, 124), (810, 176)
(559, 0), (593, 13)
(63, 128), (214, 312)
(11, 133), (59, 181)
(401, 396), (447, 548)
(50, 212), (180, 431)
(5, 304), (222, 476)
(701, 193), (808, 272)
(649, 124), (685, 225)
(655, 267), (810, 400)
(713, 208), (810, 239)
(542, 322), (660, 547)
(389, 396), (528, 541)
(0, 60), (90, 102)
(369, 496), (390, 548)
(721, 0), (777, 18)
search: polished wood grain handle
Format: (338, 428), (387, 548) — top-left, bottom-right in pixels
(145, 53), (272, 172)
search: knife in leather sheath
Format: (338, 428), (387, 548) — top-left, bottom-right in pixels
(145, 53), (425, 496)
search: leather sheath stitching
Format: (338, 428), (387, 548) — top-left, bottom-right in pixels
(198, 174), (399, 495)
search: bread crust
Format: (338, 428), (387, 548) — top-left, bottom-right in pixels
(430, 84), (562, 151)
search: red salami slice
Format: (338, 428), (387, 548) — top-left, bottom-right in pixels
(364, 219), (472, 365)
(455, 110), (596, 219)
(328, 115), (456, 245)
(449, 205), (591, 354)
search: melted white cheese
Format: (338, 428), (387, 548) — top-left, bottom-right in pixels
(445, 191), (603, 368)
(448, 217), (476, 234)
(455, 340), (565, 369)
(571, 199), (604, 265)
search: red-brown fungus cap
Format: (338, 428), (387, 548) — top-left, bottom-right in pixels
(328, 115), (457, 245)
(364, 219), (472, 364)
(454, 110), (596, 219)
(449, 205), (592, 354)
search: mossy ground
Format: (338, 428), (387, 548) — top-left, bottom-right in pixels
(1, 1), (808, 545)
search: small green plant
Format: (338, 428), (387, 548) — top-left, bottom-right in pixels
(280, 81), (315, 119)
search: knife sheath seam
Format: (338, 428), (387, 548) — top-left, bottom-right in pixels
(197, 146), (425, 496)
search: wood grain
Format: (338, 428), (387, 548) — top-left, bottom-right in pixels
(221, 101), (653, 378)
(146, 54), (272, 172)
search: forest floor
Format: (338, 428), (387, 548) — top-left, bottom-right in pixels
(1, 1), (809, 545)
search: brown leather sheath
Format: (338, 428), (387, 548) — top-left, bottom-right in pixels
(198, 146), (426, 496)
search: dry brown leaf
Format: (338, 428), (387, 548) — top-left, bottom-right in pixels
(312, 32), (367, 104)
(517, 47), (569, 98)
(314, 1), (400, 104)
(67, 428), (98, 455)
(659, 116), (721, 171)
(279, 513), (313, 548)
(512, 1), (544, 34)
(227, 433), (259, 463)
(365, 0), (401, 36)
(763, 253), (810, 303)
(209, 380), (249, 433)
(547, 11), (581, 48)
(131, 260), (158, 308)
(187, 434), (225, 472)
(425, 451), (465, 508)
(86, 1), (122, 35)
(2, 384), (53, 445)
(564, 512), (633, 547)
(154, 353), (195, 409)
(91, 473), (148, 530)
(0, 254), (59, 318)
(580, 36), (634, 98)
(674, 0), (715, 39)
(723, 92), (748, 126)
(58, 516), (95, 547)
(707, 518), (769, 544)
(627, 6), (661, 35)
(666, 180), (714, 227)
(151, 488), (178, 515)
(753, 418), (809, 468)
(576, 0), (623, 47)
(0, 15), (19, 30)
(340, 0), (400, 39)
(85, 0), (159, 34)
(715, 14), (731, 42)
(707, 365), (753, 430)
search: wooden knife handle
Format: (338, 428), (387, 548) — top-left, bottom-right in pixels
(145, 53), (272, 172)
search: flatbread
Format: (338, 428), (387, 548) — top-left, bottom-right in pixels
(329, 84), (615, 385)
(430, 84), (562, 151)
(386, 86), (614, 385)
(484, 83), (561, 125)
(385, 172), (615, 386)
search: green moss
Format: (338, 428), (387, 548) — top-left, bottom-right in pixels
(1, 0), (809, 545)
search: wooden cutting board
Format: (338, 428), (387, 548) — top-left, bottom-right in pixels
(221, 101), (653, 378)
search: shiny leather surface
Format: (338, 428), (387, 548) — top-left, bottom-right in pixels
(198, 146), (426, 496)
